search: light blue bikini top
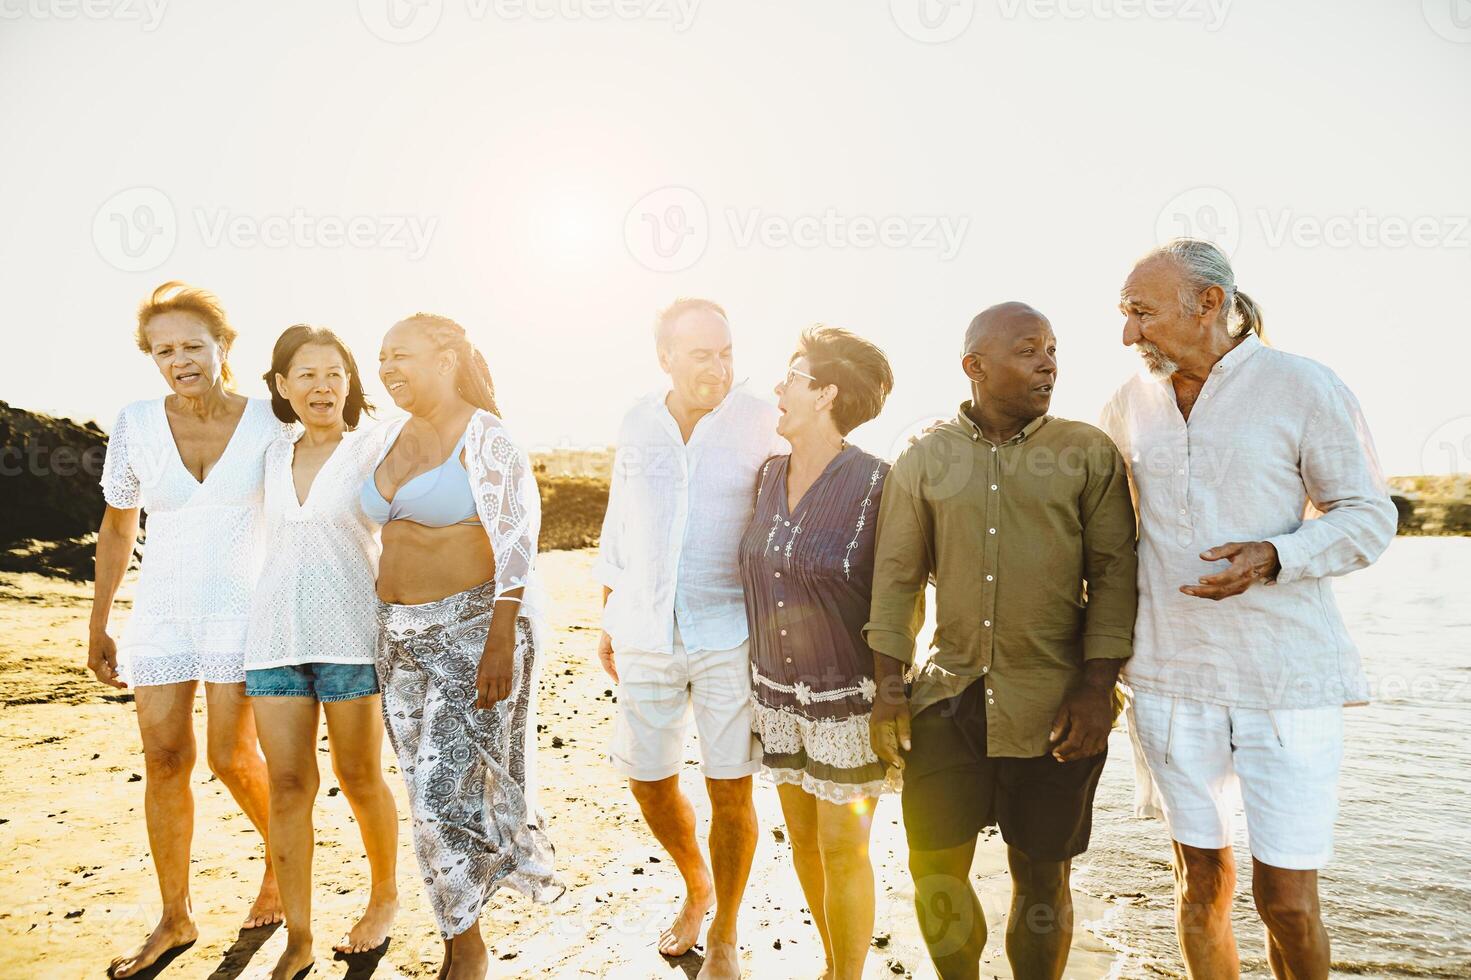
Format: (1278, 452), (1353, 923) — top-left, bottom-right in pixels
(360, 421), (479, 528)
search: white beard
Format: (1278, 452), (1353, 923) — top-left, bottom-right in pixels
(1134, 342), (1178, 381)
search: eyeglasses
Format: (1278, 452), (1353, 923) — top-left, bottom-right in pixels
(783, 366), (818, 387)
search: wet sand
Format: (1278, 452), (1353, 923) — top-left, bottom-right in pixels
(0, 549), (1119, 978)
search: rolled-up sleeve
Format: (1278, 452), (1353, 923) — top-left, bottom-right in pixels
(592, 444), (627, 592)
(1079, 432), (1138, 661)
(1267, 377), (1398, 584)
(863, 446), (932, 666)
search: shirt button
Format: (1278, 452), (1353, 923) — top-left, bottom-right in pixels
(777, 601), (784, 608)
(986, 574), (994, 582)
(785, 657), (792, 664)
(983, 620), (991, 627)
(987, 698), (995, 705)
(780, 629), (787, 636)
(774, 572), (781, 578)
(1179, 508), (1187, 516)
(986, 688), (993, 695)
(981, 666), (989, 674)
(784, 520), (790, 527)
(988, 528), (996, 534)
(990, 446), (997, 453)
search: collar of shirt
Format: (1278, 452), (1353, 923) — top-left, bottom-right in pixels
(645, 381), (753, 445)
(952, 402), (1052, 447)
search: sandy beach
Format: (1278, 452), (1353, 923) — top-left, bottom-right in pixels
(0, 548), (1120, 980)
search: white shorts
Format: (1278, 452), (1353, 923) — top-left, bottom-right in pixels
(1126, 690), (1344, 870)
(609, 628), (761, 782)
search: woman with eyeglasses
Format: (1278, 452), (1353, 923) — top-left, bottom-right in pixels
(738, 326), (896, 980)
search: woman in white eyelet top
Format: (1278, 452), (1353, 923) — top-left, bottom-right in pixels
(244, 424), (388, 671)
(102, 388), (293, 687)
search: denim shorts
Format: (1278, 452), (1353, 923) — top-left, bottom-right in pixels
(245, 662), (381, 702)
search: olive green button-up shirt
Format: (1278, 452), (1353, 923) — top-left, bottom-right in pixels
(863, 405), (1138, 758)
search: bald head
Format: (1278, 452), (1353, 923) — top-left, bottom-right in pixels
(964, 301), (1052, 355)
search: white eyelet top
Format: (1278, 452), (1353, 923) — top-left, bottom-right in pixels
(244, 424), (391, 671)
(100, 396), (293, 687)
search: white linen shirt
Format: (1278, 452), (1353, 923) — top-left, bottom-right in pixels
(245, 425), (388, 670)
(596, 385), (787, 656)
(1101, 333), (1397, 710)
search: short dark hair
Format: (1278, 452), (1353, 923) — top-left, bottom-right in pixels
(264, 324), (374, 428)
(654, 297), (728, 352)
(795, 325), (894, 435)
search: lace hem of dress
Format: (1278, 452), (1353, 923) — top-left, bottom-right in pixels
(751, 662), (877, 706)
(761, 764), (900, 804)
(751, 698), (883, 770)
(122, 651), (245, 687)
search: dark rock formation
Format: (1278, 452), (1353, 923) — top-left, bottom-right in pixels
(0, 401), (108, 547)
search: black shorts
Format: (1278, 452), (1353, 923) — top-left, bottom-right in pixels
(901, 681), (1106, 862)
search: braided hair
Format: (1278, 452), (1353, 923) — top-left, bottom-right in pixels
(404, 313), (501, 417)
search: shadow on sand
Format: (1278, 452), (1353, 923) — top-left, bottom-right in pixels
(206, 923), (281, 979)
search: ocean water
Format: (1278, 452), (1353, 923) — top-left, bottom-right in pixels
(1075, 537), (1471, 978)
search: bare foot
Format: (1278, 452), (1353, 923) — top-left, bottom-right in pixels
(696, 939), (742, 979)
(332, 893), (398, 954)
(268, 933), (315, 980)
(108, 916), (198, 978)
(243, 868), (285, 929)
(658, 889), (713, 957)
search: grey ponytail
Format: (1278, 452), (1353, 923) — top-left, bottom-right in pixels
(1150, 238), (1266, 341)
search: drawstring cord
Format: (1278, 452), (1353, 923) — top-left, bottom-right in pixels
(1165, 697), (1178, 765)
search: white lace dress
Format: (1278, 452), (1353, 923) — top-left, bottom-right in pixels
(100, 397), (293, 687)
(244, 425), (389, 671)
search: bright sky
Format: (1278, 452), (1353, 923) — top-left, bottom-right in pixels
(2, 0), (1468, 474)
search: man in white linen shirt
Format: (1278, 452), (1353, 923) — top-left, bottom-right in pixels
(1103, 239), (1397, 980)
(595, 297), (787, 979)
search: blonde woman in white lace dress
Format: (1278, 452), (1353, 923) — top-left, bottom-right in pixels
(361, 314), (561, 980)
(244, 325), (402, 980)
(88, 282), (293, 978)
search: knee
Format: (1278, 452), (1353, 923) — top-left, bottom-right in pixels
(207, 744), (259, 786)
(628, 775), (677, 809)
(1176, 851), (1235, 913)
(269, 765), (319, 802)
(142, 743), (196, 783)
(1008, 851), (1069, 898)
(816, 825), (870, 872)
(1254, 886), (1320, 941)
(706, 776), (753, 812)
(331, 756), (383, 797)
